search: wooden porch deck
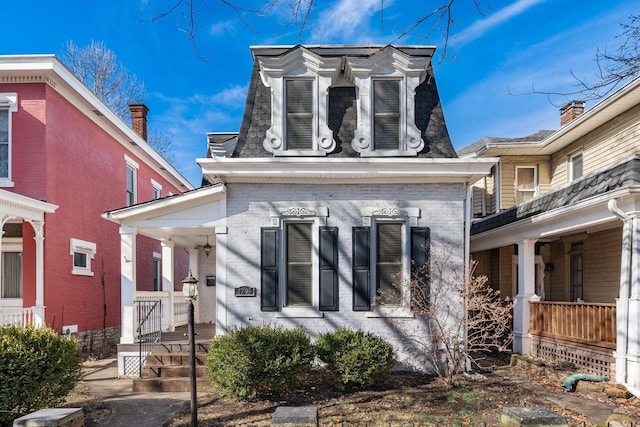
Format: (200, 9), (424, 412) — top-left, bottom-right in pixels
(529, 301), (616, 377)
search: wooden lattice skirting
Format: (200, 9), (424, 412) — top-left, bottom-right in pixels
(530, 335), (615, 378)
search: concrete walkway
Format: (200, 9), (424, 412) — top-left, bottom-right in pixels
(82, 357), (189, 427)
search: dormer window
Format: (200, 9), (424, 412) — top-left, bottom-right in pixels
(285, 79), (313, 150)
(373, 79), (401, 150)
(257, 48), (338, 156)
(348, 48), (429, 157)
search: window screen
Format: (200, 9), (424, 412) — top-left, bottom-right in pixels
(286, 80), (313, 150)
(73, 252), (87, 268)
(126, 166), (136, 206)
(376, 223), (402, 305)
(373, 80), (400, 150)
(570, 153), (583, 180)
(286, 222), (313, 306)
(2, 252), (22, 298)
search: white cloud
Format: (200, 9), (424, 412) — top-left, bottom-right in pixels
(452, 0), (547, 47)
(209, 20), (237, 37)
(310, 0), (385, 42)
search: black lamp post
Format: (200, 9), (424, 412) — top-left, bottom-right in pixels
(182, 271), (199, 427)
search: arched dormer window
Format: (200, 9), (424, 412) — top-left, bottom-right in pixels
(346, 47), (430, 156)
(256, 47), (339, 156)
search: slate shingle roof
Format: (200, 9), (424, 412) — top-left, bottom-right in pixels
(471, 154), (640, 235)
(457, 130), (556, 157)
(233, 47), (456, 158)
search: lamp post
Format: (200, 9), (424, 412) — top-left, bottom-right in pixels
(182, 271), (199, 427)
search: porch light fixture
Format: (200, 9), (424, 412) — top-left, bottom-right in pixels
(181, 271), (199, 427)
(182, 271), (199, 300)
(203, 235), (212, 257)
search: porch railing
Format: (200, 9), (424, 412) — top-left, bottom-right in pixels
(0, 307), (41, 327)
(135, 299), (162, 378)
(529, 301), (616, 349)
(134, 291), (189, 331)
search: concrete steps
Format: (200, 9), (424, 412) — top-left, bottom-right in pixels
(133, 338), (213, 393)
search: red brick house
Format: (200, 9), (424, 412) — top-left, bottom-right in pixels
(0, 55), (193, 354)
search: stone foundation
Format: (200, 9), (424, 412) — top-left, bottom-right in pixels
(72, 326), (120, 358)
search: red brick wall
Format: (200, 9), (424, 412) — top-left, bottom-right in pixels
(3, 82), (185, 333)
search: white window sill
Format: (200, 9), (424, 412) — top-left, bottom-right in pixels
(71, 268), (94, 277)
(366, 308), (414, 318)
(0, 180), (15, 187)
(276, 307), (324, 318)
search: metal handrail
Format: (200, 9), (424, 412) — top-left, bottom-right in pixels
(135, 299), (162, 378)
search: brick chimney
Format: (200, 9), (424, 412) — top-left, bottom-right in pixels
(560, 101), (585, 126)
(129, 104), (149, 141)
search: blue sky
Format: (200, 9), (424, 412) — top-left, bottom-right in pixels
(2, 1), (638, 186)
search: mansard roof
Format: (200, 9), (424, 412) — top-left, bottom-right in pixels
(231, 45), (457, 159)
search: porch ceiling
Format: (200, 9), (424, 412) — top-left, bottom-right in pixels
(102, 184), (227, 248)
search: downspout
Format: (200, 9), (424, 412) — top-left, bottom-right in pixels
(607, 198), (630, 389)
(464, 182), (472, 371)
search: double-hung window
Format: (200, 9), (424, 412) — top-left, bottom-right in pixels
(0, 93), (18, 186)
(285, 222), (313, 306)
(353, 210), (429, 313)
(570, 242), (584, 301)
(285, 80), (313, 151)
(373, 80), (401, 150)
(125, 155), (138, 206)
(515, 166), (537, 204)
(261, 208), (338, 315)
(569, 152), (583, 181)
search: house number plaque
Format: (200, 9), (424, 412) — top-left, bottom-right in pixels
(234, 286), (256, 297)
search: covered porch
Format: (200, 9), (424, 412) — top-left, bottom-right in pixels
(470, 158), (640, 395)
(0, 189), (57, 327)
(102, 184), (228, 376)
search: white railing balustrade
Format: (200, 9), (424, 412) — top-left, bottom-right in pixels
(0, 306), (42, 327)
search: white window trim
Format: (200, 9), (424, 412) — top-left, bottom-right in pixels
(515, 165), (537, 203)
(153, 252), (162, 291)
(125, 155), (139, 206)
(346, 49), (428, 156)
(0, 93), (18, 187)
(151, 178), (162, 199)
(1, 238), (23, 303)
(257, 48), (338, 156)
(569, 151), (583, 181)
(70, 238), (97, 276)
(270, 206), (328, 317)
(361, 206), (420, 316)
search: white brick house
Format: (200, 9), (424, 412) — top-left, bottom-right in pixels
(104, 45), (496, 372)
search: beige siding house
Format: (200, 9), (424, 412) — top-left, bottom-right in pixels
(459, 77), (640, 398)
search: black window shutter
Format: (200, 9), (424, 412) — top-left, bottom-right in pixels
(411, 227), (430, 271)
(352, 227), (371, 311)
(319, 227), (339, 311)
(261, 227), (279, 311)
(411, 227), (430, 310)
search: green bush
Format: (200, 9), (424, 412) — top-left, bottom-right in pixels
(316, 327), (396, 390)
(0, 325), (82, 423)
(205, 324), (315, 399)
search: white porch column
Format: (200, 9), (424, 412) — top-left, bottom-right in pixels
(513, 239), (538, 354)
(0, 215), (8, 309)
(215, 227), (228, 335)
(161, 240), (175, 292)
(120, 226), (137, 344)
(27, 220), (45, 327)
(625, 216), (640, 392)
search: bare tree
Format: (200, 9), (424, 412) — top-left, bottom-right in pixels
(60, 40), (175, 160)
(530, 14), (640, 103)
(144, 0), (485, 62)
(380, 242), (512, 387)
(61, 40), (146, 121)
